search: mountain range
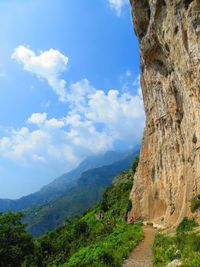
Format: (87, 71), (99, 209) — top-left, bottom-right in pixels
(0, 147), (139, 236)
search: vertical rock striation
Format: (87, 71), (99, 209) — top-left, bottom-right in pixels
(129, 0), (200, 226)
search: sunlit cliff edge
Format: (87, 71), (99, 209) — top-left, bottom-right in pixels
(129, 0), (200, 227)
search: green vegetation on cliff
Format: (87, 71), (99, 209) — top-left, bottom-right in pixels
(153, 218), (200, 267)
(191, 194), (200, 213)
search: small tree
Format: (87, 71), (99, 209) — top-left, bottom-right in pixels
(0, 211), (34, 267)
(131, 157), (139, 175)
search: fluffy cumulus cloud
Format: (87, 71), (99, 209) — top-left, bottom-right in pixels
(12, 46), (68, 101)
(108, 0), (129, 16)
(0, 127), (48, 163)
(0, 77), (144, 170)
(5, 47), (145, 175)
(27, 113), (47, 124)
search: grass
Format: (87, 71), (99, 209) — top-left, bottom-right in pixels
(153, 218), (200, 267)
(63, 223), (143, 267)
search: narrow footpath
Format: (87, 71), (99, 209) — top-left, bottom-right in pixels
(123, 226), (157, 267)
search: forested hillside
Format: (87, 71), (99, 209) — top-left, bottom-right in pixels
(0, 157), (144, 267)
(23, 151), (138, 236)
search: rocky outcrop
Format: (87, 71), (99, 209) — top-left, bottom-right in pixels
(129, 0), (200, 226)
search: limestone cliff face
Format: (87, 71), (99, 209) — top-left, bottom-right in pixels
(129, 0), (200, 226)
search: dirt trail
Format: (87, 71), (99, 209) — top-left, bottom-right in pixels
(123, 226), (157, 267)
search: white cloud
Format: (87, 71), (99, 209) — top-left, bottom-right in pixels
(67, 79), (96, 111)
(0, 75), (145, 173)
(85, 89), (144, 142)
(8, 45), (145, 176)
(12, 46), (68, 101)
(27, 112), (47, 124)
(45, 118), (65, 128)
(1, 127), (48, 163)
(108, 0), (129, 16)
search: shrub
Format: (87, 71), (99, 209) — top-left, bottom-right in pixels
(100, 252), (115, 266)
(191, 194), (200, 212)
(131, 157), (139, 174)
(192, 134), (197, 144)
(176, 217), (198, 233)
(73, 220), (89, 237)
(126, 199), (132, 214)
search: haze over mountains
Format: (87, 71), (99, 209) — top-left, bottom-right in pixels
(0, 147), (139, 236)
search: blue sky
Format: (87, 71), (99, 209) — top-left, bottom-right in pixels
(0, 0), (145, 199)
